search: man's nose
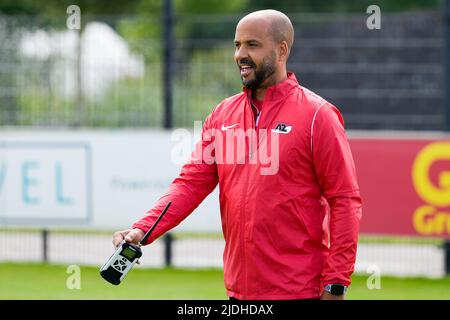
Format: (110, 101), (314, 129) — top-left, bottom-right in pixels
(234, 46), (248, 63)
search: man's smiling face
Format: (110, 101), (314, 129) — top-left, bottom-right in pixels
(234, 18), (278, 91)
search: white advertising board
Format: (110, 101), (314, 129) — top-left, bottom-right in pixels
(0, 129), (221, 232)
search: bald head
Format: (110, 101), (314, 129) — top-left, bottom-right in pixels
(238, 10), (294, 54)
(234, 10), (294, 94)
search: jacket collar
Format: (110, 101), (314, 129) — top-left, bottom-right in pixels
(243, 72), (299, 102)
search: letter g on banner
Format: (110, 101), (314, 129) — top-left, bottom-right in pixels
(412, 142), (450, 207)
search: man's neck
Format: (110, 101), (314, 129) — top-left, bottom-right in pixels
(253, 71), (288, 100)
(253, 88), (266, 101)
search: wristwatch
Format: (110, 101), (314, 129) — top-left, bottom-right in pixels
(324, 284), (348, 296)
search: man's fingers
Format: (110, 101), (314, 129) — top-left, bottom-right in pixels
(124, 229), (145, 244)
(112, 229), (145, 248)
(112, 230), (129, 248)
(124, 231), (137, 243)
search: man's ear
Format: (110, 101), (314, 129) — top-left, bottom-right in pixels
(278, 40), (289, 62)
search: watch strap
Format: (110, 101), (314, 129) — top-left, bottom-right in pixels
(324, 284), (348, 295)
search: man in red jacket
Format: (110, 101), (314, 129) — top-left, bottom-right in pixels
(113, 9), (362, 300)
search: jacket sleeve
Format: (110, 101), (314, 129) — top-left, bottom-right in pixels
(132, 114), (219, 245)
(311, 103), (362, 287)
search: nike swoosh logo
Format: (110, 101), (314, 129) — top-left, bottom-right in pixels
(221, 124), (239, 131)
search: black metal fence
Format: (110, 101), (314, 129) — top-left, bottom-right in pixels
(0, 228), (447, 278)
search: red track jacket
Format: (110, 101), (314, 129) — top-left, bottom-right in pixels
(132, 73), (362, 299)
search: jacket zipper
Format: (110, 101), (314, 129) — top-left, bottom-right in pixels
(240, 95), (262, 296)
(249, 96), (261, 159)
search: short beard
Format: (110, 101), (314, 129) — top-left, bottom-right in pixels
(242, 53), (276, 91)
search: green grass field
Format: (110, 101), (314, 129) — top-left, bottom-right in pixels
(1, 263), (450, 300)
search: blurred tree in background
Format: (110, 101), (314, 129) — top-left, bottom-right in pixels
(0, 0), (444, 127)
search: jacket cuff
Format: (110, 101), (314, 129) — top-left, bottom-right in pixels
(131, 222), (152, 245)
(322, 275), (352, 287)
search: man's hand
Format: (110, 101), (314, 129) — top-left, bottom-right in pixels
(112, 228), (145, 248)
(320, 291), (346, 300)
